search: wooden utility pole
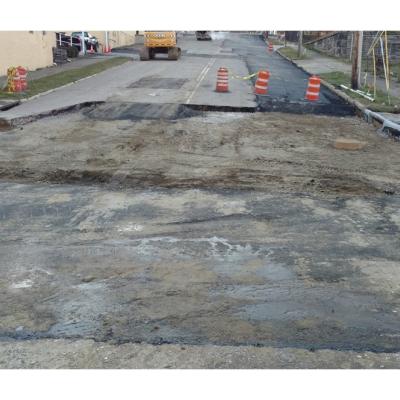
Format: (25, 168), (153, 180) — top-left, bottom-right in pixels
(351, 31), (363, 89)
(298, 31), (303, 58)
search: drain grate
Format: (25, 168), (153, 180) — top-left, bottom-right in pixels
(128, 76), (188, 89)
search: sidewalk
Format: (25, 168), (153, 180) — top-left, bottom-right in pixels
(291, 45), (400, 99)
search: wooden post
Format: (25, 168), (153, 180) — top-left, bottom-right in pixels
(358, 31), (364, 88)
(351, 31), (363, 89)
(298, 31), (303, 58)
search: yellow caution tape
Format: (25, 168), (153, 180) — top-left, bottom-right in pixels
(230, 72), (258, 80)
(226, 68), (258, 80)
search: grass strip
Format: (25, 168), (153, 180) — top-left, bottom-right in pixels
(0, 57), (131, 99)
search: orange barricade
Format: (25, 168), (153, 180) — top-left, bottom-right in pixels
(216, 67), (229, 92)
(254, 70), (270, 95)
(305, 75), (321, 101)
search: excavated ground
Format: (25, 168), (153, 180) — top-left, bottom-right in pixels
(1, 108), (400, 368)
(0, 108), (399, 196)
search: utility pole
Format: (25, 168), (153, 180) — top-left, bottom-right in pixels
(351, 31), (363, 89)
(81, 30), (86, 56)
(297, 31), (303, 58)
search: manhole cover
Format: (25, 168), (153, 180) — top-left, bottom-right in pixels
(128, 76), (188, 89)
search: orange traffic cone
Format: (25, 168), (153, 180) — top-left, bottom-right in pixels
(254, 70), (270, 95)
(216, 67), (229, 92)
(268, 42), (273, 53)
(305, 75), (321, 101)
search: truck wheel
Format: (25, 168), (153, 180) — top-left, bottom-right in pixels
(149, 48), (155, 59)
(140, 47), (150, 61)
(168, 47), (181, 60)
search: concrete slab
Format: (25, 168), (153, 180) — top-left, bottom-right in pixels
(187, 57), (256, 108)
(0, 36), (257, 125)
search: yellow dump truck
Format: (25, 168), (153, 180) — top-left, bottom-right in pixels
(140, 31), (181, 61)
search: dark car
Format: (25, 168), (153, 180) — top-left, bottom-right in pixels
(195, 31), (212, 41)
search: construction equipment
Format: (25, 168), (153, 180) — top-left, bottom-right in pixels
(140, 31), (181, 61)
(195, 31), (212, 41)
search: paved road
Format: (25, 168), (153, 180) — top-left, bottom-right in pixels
(1, 33), (355, 125)
(0, 35), (256, 124)
(224, 34), (354, 115)
(1, 182), (399, 353)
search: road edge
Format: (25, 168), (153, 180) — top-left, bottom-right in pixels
(276, 49), (400, 136)
(1, 338), (400, 368)
(0, 61), (132, 129)
(1, 101), (105, 129)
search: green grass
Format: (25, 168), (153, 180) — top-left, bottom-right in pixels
(0, 57), (131, 100)
(278, 46), (308, 60)
(305, 45), (352, 65)
(319, 71), (400, 113)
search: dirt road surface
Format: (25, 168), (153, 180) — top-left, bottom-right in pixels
(1, 108), (400, 367)
(1, 109), (399, 194)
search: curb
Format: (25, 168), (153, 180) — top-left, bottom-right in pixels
(20, 60), (132, 103)
(0, 60), (132, 130)
(276, 49), (400, 136)
(1, 59), (132, 110)
(0, 101), (105, 129)
(0, 100), (20, 111)
(276, 49), (365, 114)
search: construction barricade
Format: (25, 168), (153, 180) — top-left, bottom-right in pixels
(216, 67), (229, 92)
(6, 66), (28, 93)
(254, 70), (270, 95)
(305, 75), (321, 101)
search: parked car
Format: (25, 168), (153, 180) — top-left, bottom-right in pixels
(56, 32), (81, 48)
(71, 32), (99, 52)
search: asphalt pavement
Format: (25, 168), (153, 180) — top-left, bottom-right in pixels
(0, 33), (355, 126)
(224, 34), (354, 115)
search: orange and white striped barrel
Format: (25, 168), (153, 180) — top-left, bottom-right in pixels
(216, 67), (229, 92)
(305, 75), (321, 101)
(268, 42), (273, 53)
(17, 66), (28, 91)
(254, 70), (270, 95)
(13, 74), (22, 92)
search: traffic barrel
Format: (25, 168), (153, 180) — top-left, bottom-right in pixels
(216, 67), (229, 92)
(254, 70), (270, 95)
(6, 67), (16, 93)
(268, 42), (273, 53)
(17, 66), (28, 91)
(13, 74), (22, 92)
(305, 75), (321, 101)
